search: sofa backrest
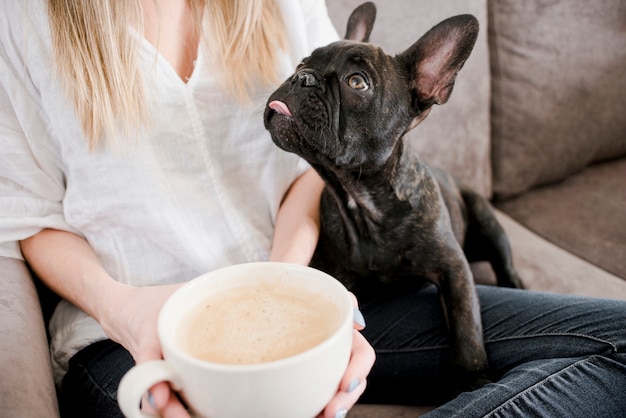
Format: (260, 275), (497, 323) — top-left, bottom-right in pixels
(326, 0), (626, 200)
(489, 0), (626, 199)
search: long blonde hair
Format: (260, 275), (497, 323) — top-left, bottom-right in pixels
(48, 0), (286, 149)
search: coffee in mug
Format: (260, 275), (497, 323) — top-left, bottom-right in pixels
(180, 282), (341, 365)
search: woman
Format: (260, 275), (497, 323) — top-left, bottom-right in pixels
(1, 1), (373, 417)
(1, 1), (625, 418)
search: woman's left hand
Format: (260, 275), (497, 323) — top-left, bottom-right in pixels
(318, 293), (376, 418)
(270, 168), (375, 416)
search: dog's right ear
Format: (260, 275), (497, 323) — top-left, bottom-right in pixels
(344, 2), (377, 42)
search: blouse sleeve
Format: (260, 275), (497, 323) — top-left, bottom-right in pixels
(0, 46), (76, 260)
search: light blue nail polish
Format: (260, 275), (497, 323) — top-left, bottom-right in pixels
(353, 308), (366, 328)
(147, 391), (157, 410)
(347, 377), (360, 393)
(335, 408), (348, 418)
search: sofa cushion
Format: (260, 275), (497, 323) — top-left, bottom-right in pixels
(326, 0), (492, 197)
(496, 159), (626, 280)
(496, 210), (626, 300)
(489, 0), (626, 198)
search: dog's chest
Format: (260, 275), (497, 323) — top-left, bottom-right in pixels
(313, 187), (429, 284)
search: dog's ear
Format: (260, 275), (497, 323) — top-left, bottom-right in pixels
(344, 2), (377, 42)
(399, 15), (478, 112)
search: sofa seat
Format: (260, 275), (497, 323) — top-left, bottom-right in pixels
(497, 158), (626, 279)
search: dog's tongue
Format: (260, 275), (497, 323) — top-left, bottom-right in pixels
(269, 100), (292, 117)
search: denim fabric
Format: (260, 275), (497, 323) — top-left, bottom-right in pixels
(360, 285), (626, 417)
(60, 339), (133, 418)
(60, 286), (626, 417)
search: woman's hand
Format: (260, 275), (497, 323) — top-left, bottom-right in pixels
(101, 282), (191, 418)
(271, 170), (376, 416)
(319, 293), (376, 418)
(108, 285), (374, 418)
(20, 229), (192, 417)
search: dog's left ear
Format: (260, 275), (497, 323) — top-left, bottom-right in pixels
(344, 2), (377, 42)
(399, 15), (478, 112)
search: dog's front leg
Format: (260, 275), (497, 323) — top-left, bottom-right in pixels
(435, 253), (492, 392)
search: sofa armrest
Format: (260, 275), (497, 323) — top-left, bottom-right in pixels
(0, 256), (60, 418)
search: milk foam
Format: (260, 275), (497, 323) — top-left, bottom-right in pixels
(182, 284), (341, 364)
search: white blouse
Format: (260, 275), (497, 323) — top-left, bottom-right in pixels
(0, 0), (339, 383)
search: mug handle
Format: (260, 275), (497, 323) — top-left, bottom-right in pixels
(117, 360), (183, 418)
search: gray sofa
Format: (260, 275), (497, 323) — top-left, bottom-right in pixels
(1, 0), (624, 417)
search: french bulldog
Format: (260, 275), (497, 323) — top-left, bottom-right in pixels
(264, 2), (523, 390)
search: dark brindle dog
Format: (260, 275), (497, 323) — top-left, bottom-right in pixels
(264, 2), (523, 389)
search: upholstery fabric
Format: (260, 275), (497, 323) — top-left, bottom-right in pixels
(497, 159), (626, 279)
(489, 0), (626, 198)
(0, 258), (60, 417)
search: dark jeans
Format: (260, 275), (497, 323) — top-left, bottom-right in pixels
(60, 286), (626, 417)
(60, 339), (133, 418)
(360, 285), (626, 417)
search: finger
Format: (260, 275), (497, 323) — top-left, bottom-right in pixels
(162, 391), (191, 418)
(145, 384), (191, 418)
(340, 331), (375, 393)
(353, 307), (366, 330)
(348, 292), (366, 331)
(322, 331), (375, 418)
(348, 291), (359, 307)
(134, 338), (168, 410)
(141, 391), (156, 414)
(322, 379), (368, 418)
(143, 381), (171, 412)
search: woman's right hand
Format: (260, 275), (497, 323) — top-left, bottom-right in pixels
(100, 282), (191, 417)
(20, 229), (191, 416)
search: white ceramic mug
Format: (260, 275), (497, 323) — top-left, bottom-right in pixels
(117, 262), (354, 418)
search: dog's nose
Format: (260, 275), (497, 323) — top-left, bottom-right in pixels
(294, 70), (318, 87)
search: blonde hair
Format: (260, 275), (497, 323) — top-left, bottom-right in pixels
(48, 0), (286, 149)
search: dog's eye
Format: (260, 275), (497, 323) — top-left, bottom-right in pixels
(347, 74), (369, 91)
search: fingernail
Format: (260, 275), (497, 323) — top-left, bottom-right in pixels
(347, 377), (360, 393)
(147, 390), (157, 410)
(335, 408), (348, 418)
(353, 308), (366, 328)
